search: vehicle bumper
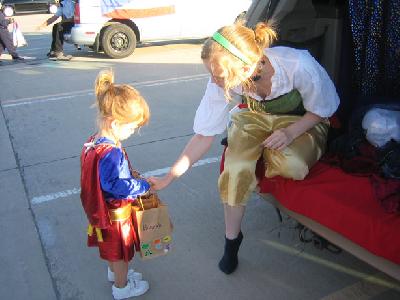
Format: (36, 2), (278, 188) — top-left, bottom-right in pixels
(65, 25), (99, 45)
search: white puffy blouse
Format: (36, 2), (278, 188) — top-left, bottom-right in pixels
(193, 46), (340, 136)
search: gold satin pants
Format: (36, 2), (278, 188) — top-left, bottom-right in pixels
(218, 111), (329, 206)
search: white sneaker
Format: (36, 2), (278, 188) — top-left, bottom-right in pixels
(108, 267), (143, 282)
(112, 279), (149, 299)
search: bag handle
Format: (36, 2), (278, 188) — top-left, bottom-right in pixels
(137, 196), (145, 211)
(137, 193), (160, 211)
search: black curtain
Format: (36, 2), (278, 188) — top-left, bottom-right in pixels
(348, 0), (400, 99)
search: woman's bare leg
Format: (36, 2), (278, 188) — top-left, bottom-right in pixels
(224, 204), (245, 239)
(219, 204), (245, 274)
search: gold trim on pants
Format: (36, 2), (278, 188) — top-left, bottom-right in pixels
(218, 111), (329, 206)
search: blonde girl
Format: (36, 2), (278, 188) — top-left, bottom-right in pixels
(80, 70), (151, 299)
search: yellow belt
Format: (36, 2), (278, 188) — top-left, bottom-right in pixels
(87, 205), (132, 242)
(109, 205), (132, 222)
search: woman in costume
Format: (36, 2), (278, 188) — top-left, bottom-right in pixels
(149, 21), (339, 274)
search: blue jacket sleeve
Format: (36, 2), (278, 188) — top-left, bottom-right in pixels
(99, 148), (150, 200)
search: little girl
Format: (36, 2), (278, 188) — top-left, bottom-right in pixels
(80, 69), (151, 299)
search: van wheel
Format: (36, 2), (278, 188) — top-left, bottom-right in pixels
(101, 23), (137, 59)
(3, 6), (15, 17)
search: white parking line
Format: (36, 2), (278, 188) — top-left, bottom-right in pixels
(261, 239), (400, 291)
(2, 74), (209, 108)
(18, 47), (49, 52)
(320, 275), (390, 300)
(30, 156), (220, 205)
(26, 36), (51, 41)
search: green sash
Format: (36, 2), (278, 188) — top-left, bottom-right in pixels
(243, 89), (305, 115)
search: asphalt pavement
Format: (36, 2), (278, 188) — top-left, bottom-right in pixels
(0, 14), (399, 300)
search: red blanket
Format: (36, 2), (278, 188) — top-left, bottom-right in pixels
(220, 151), (400, 264)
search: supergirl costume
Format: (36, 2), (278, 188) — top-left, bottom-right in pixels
(80, 136), (150, 261)
(194, 46), (340, 206)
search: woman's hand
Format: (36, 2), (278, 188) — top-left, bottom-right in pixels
(148, 175), (173, 191)
(262, 112), (324, 151)
(262, 128), (293, 151)
(148, 134), (214, 190)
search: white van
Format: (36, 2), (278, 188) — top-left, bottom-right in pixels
(66, 0), (252, 58)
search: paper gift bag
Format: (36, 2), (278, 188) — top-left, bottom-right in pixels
(135, 202), (173, 260)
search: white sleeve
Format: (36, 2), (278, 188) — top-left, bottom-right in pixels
(293, 51), (340, 118)
(193, 79), (230, 136)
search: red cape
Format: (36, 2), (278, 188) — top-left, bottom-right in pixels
(80, 137), (113, 229)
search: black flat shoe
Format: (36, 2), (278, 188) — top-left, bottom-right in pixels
(12, 56), (25, 61)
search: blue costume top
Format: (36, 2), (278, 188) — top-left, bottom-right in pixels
(96, 137), (150, 200)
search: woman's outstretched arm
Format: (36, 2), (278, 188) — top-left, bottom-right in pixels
(148, 134), (215, 190)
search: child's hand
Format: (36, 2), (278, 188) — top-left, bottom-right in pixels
(148, 176), (171, 191)
(262, 128), (293, 151)
(131, 169), (142, 179)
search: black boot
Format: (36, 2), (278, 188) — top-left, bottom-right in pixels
(218, 231), (243, 274)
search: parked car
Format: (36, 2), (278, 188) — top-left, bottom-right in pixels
(65, 0), (252, 59)
(1, 0), (58, 17)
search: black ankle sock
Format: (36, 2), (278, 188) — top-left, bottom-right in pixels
(218, 231), (243, 274)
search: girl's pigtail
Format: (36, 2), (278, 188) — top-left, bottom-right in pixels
(95, 69), (114, 100)
(254, 21), (277, 49)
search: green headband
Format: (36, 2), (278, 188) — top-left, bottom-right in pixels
(212, 32), (251, 65)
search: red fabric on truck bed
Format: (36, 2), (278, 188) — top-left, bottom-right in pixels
(219, 150), (400, 264)
(258, 161), (400, 264)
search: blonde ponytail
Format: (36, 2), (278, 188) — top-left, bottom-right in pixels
(94, 69), (150, 131)
(253, 21), (277, 49)
(95, 69), (114, 98)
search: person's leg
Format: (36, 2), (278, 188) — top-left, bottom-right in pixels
(110, 260), (128, 288)
(224, 204), (245, 239)
(51, 23), (63, 53)
(55, 21), (74, 54)
(49, 22), (74, 60)
(48, 23), (58, 55)
(107, 262), (143, 282)
(219, 111), (274, 206)
(110, 259), (149, 299)
(0, 41), (3, 64)
(218, 111), (274, 274)
(0, 28), (19, 58)
(108, 261), (114, 273)
(0, 38), (4, 57)
(218, 204), (245, 274)
(263, 115), (329, 180)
